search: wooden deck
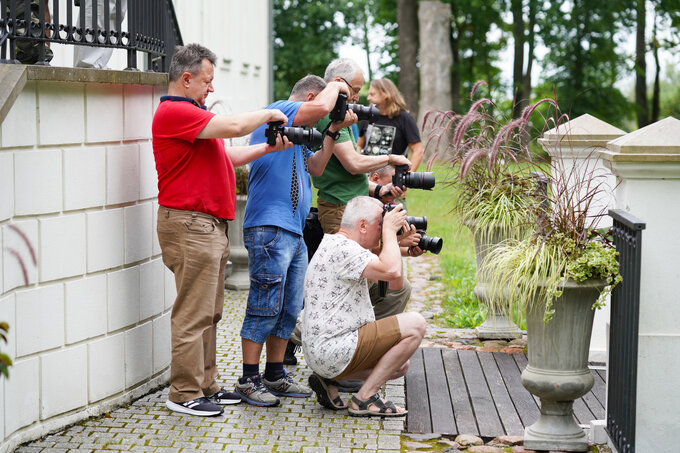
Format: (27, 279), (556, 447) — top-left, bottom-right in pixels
(405, 348), (607, 437)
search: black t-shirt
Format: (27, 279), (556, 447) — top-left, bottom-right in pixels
(359, 111), (421, 156)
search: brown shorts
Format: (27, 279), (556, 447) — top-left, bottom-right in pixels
(333, 316), (401, 381)
(317, 197), (346, 234)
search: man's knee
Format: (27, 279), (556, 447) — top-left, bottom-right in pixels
(399, 311), (426, 339)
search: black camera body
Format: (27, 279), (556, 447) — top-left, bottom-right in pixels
(382, 204), (427, 234)
(265, 121), (323, 149)
(392, 165), (435, 190)
(382, 203), (442, 254)
(329, 93), (380, 123)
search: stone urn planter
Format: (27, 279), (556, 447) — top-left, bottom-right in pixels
(224, 194), (249, 290)
(465, 220), (522, 340)
(521, 278), (604, 452)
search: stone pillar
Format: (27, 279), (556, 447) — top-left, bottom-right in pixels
(417, 0), (452, 129)
(539, 113), (625, 364)
(599, 116), (680, 452)
(224, 195), (249, 290)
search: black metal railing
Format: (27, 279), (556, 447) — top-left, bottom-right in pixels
(0, 0), (182, 71)
(607, 209), (645, 453)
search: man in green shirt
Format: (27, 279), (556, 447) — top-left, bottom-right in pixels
(312, 58), (411, 234)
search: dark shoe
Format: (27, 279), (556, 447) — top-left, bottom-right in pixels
(348, 393), (407, 417)
(207, 388), (241, 405)
(283, 341), (299, 365)
(166, 397), (224, 417)
(337, 379), (364, 393)
(308, 373), (348, 410)
(234, 375), (280, 407)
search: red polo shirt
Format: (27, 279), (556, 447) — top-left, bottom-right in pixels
(152, 98), (236, 220)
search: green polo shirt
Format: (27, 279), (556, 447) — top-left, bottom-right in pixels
(311, 114), (369, 205)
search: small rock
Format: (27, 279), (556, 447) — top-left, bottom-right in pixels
(437, 439), (460, 448)
(501, 347), (525, 354)
(453, 344), (476, 351)
(454, 434), (484, 446)
(509, 338), (528, 347)
(403, 440), (433, 450)
(458, 339), (478, 345)
(479, 347), (500, 352)
(445, 331), (460, 340)
(404, 433), (442, 442)
(443, 448), (464, 453)
(467, 446), (506, 453)
(488, 435), (524, 446)
(483, 340), (509, 348)
(421, 311), (435, 320)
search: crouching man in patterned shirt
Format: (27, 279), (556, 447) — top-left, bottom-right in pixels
(301, 196), (426, 416)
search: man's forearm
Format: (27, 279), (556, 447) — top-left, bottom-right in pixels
(226, 143), (271, 167)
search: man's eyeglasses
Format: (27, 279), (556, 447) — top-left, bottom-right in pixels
(339, 77), (361, 97)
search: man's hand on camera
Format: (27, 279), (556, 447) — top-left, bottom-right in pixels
(382, 204), (408, 236)
(378, 183), (405, 203)
(327, 81), (351, 97)
(391, 154), (412, 171)
(398, 225), (420, 247)
(408, 245), (425, 257)
(331, 109), (358, 129)
(268, 109), (289, 124)
(265, 134), (293, 153)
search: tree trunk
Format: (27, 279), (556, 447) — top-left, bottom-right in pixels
(362, 16), (373, 82)
(397, 0), (419, 115)
(635, 0), (649, 128)
(512, 0), (526, 118)
(522, 0), (536, 112)
(651, 13), (660, 123)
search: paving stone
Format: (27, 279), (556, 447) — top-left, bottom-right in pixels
(455, 433), (485, 446)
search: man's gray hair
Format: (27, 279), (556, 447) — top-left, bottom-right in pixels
(290, 75), (326, 101)
(324, 58), (363, 82)
(168, 43), (217, 82)
(340, 196), (383, 229)
(372, 165), (395, 180)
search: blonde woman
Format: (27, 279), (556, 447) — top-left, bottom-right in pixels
(358, 78), (423, 171)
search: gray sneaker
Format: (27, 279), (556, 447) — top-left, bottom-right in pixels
(262, 371), (313, 398)
(234, 375), (280, 407)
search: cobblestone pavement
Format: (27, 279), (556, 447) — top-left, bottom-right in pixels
(16, 290), (405, 453)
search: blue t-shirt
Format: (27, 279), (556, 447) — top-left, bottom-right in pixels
(243, 100), (314, 236)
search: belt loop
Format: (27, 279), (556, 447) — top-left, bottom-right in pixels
(165, 207), (170, 219)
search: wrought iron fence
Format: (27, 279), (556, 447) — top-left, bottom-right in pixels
(607, 209), (645, 453)
(0, 0), (182, 71)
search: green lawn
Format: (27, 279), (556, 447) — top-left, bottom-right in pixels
(405, 164), (488, 328)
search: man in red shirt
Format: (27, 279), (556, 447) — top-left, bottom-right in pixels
(152, 43), (291, 417)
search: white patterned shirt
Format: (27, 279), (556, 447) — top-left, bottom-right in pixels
(302, 234), (377, 378)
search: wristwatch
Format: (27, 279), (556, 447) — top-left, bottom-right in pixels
(325, 128), (341, 141)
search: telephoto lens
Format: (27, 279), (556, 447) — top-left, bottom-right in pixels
(406, 216), (427, 231)
(282, 126), (323, 149)
(404, 171), (436, 190)
(348, 103), (380, 122)
(418, 235), (443, 254)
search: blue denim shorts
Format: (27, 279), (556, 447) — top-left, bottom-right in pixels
(240, 226), (308, 344)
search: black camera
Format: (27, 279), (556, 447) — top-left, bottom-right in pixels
(329, 93), (380, 123)
(392, 164), (435, 190)
(418, 235), (443, 255)
(265, 121), (323, 149)
(382, 204), (427, 234)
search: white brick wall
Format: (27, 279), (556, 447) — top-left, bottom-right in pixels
(65, 275), (107, 344)
(14, 149), (62, 216)
(39, 214), (87, 282)
(40, 345), (88, 419)
(0, 153), (13, 222)
(0, 81), (37, 149)
(4, 357), (39, 435)
(124, 202), (152, 264)
(107, 144), (139, 205)
(0, 294), (16, 360)
(0, 373), (4, 440)
(139, 141), (158, 201)
(64, 146), (106, 211)
(107, 266), (140, 332)
(140, 258), (164, 321)
(15, 284), (64, 357)
(85, 84), (124, 143)
(153, 312), (171, 373)
(87, 208), (124, 272)
(124, 85), (153, 140)
(125, 322), (153, 386)
(88, 333), (125, 402)
(2, 220), (38, 292)
(38, 81), (85, 146)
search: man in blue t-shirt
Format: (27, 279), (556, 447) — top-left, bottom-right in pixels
(235, 75), (357, 406)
